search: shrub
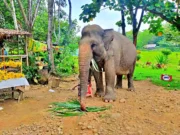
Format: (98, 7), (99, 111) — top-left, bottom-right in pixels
(155, 55), (169, 65)
(55, 44), (78, 76)
(161, 49), (172, 56)
(23, 65), (40, 83)
(177, 66), (180, 71)
(23, 55), (40, 83)
(137, 54), (141, 61)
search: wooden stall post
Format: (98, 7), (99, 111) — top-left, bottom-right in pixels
(25, 36), (29, 66)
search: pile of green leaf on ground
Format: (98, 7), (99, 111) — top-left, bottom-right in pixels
(50, 100), (111, 117)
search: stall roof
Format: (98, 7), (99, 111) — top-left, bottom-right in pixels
(0, 28), (31, 38)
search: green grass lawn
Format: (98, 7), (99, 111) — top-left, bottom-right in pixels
(134, 51), (180, 90)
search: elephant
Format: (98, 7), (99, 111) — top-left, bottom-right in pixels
(78, 24), (136, 105)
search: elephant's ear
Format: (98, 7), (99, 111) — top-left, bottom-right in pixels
(103, 29), (114, 51)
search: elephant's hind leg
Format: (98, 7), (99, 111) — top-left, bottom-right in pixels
(127, 62), (136, 91)
(115, 75), (122, 89)
(127, 73), (135, 91)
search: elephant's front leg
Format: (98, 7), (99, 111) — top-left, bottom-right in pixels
(92, 69), (104, 97)
(104, 58), (116, 102)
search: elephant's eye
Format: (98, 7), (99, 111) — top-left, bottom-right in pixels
(91, 43), (96, 49)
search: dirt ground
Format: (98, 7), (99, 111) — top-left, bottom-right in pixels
(0, 75), (180, 135)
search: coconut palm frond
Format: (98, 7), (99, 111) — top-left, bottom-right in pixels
(50, 99), (111, 117)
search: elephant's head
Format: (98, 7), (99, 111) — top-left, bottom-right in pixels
(78, 24), (114, 108)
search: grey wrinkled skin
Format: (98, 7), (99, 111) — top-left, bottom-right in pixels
(78, 24), (136, 102)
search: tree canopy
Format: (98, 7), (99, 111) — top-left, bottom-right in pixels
(79, 0), (180, 46)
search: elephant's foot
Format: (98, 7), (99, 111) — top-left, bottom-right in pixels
(95, 90), (104, 97)
(127, 87), (135, 92)
(103, 92), (116, 102)
(115, 84), (122, 89)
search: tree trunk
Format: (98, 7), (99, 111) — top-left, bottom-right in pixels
(10, 0), (18, 30)
(133, 32), (138, 46)
(58, 0), (61, 44)
(17, 0), (41, 32)
(119, 0), (126, 36)
(121, 10), (126, 36)
(68, 0), (72, 31)
(53, 2), (57, 42)
(28, 0), (32, 32)
(17, 0), (29, 29)
(32, 0), (41, 27)
(132, 9), (144, 47)
(3, 0), (18, 30)
(47, 0), (55, 73)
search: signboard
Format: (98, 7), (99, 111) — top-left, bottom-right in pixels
(28, 38), (47, 52)
(28, 38), (64, 53)
(161, 74), (172, 81)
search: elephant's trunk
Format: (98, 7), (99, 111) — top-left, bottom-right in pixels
(78, 43), (92, 104)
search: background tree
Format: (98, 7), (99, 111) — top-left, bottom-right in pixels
(79, 0), (147, 46)
(68, 0), (72, 31)
(79, 0), (180, 46)
(47, 0), (55, 73)
(143, 0), (180, 31)
(17, 0), (42, 32)
(3, 0), (18, 30)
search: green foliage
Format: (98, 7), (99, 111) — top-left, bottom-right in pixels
(0, 11), (5, 27)
(137, 30), (155, 48)
(23, 66), (40, 81)
(23, 55), (40, 83)
(143, 0), (179, 31)
(155, 55), (168, 65)
(79, 0), (180, 40)
(177, 66), (180, 71)
(50, 99), (111, 117)
(55, 44), (79, 76)
(162, 24), (180, 45)
(33, 11), (48, 41)
(161, 49), (172, 56)
(126, 30), (155, 49)
(147, 18), (164, 35)
(134, 51), (180, 90)
(57, 20), (80, 45)
(136, 54), (141, 61)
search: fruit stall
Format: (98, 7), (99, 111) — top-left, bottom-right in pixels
(0, 28), (31, 102)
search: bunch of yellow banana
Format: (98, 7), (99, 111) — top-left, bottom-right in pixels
(0, 61), (22, 68)
(0, 70), (25, 81)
